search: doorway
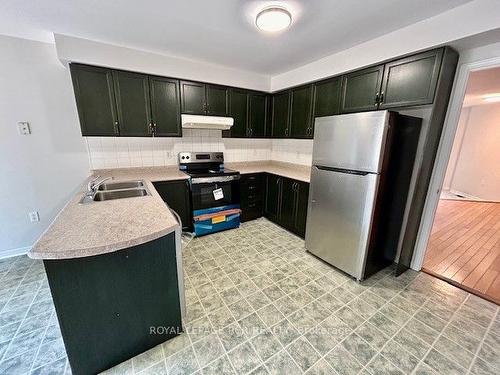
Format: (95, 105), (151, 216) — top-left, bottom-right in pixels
(421, 67), (500, 304)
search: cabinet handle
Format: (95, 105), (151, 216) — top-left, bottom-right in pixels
(379, 91), (385, 104)
(148, 123), (154, 136)
(285, 128), (288, 137)
(113, 121), (120, 135)
(153, 123), (157, 136)
(375, 92), (380, 105)
(249, 128), (253, 136)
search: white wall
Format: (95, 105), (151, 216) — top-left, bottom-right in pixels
(444, 103), (500, 201)
(0, 35), (90, 257)
(54, 34), (271, 92)
(85, 133), (313, 170)
(443, 107), (470, 190)
(271, 0), (500, 91)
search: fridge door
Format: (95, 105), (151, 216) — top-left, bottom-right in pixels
(305, 165), (379, 280)
(312, 111), (390, 173)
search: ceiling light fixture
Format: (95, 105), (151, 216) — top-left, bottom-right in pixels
(482, 93), (500, 102)
(256, 6), (292, 32)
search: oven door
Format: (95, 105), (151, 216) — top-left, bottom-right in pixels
(190, 176), (240, 211)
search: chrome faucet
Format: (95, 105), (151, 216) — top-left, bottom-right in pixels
(86, 176), (113, 196)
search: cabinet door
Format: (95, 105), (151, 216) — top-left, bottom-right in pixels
(229, 89), (249, 137)
(279, 178), (296, 230)
(153, 180), (192, 232)
(290, 85), (314, 138)
(249, 93), (267, 137)
(265, 94), (273, 137)
(294, 181), (309, 238)
(113, 71), (152, 136)
(206, 85), (228, 116)
(341, 65), (384, 113)
(149, 77), (181, 137)
(70, 64), (118, 136)
(313, 77), (342, 118)
(379, 49), (443, 109)
(180, 81), (206, 115)
(265, 174), (281, 222)
(240, 173), (264, 222)
(272, 91), (291, 138)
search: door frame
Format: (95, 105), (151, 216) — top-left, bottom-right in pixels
(411, 55), (500, 270)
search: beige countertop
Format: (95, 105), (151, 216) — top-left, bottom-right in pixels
(29, 167), (186, 260)
(227, 161), (311, 182)
(29, 162), (310, 260)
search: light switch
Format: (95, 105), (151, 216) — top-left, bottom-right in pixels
(18, 122), (31, 135)
(28, 211), (40, 222)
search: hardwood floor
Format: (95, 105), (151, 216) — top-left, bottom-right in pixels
(423, 199), (500, 305)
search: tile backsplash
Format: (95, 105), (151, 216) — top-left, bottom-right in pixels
(85, 129), (313, 169)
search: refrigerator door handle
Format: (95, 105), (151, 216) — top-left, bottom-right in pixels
(315, 165), (371, 176)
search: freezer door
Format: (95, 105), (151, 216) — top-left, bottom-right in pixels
(312, 111), (390, 173)
(305, 166), (379, 279)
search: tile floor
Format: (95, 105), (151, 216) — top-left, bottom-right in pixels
(0, 218), (499, 374)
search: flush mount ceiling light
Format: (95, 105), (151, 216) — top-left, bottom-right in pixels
(482, 93), (500, 102)
(256, 6), (292, 32)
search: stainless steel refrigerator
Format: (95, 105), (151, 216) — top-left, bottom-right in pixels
(305, 111), (421, 280)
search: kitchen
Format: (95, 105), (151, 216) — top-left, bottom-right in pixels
(1, 1), (500, 374)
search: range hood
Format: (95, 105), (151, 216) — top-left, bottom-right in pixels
(181, 114), (234, 130)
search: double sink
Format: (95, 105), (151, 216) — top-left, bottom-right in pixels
(81, 180), (150, 203)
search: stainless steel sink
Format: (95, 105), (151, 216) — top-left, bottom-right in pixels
(93, 189), (149, 201)
(97, 180), (144, 191)
(79, 179), (150, 203)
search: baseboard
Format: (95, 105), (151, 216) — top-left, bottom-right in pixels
(0, 246), (31, 259)
(449, 189), (483, 201)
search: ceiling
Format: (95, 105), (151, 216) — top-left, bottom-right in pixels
(0, 0), (472, 75)
(463, 67), (500, 107)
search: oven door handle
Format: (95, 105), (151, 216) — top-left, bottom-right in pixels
(190, 175), (240, 184)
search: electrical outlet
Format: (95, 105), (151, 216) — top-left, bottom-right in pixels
(28, 211), (40, 222)
(18, 122), (31, 135)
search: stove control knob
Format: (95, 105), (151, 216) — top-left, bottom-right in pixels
(181, 156), (185, 159)
(186, 156), (190, 159)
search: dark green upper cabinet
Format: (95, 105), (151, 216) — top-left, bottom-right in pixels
(180, 81), (228, 116)
(290, 85), (314, 138)
(341, 65), (384, 113)
(206, 85), (228, 116)
(249, 92), (267, 137)
(379, 49), (443, 109)
(265, 94), (273, 137)
(313, 77), (342, 118)
(113, 71), (152, 136)
(149, 77), (181, 137)
(272, 91), (291, 138)
(228, 88), (249, 137)
(70, 64), (118, 136)
(180, 81), (206, 115)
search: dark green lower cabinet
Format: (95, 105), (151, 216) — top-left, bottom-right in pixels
(293, 181), (309, 238)
(264, 174), (281, 222)
(240, 173), (264, 222)
(264, 174), (309, 238)
(153, 180), (192, 232)
(44, 232), (182, 375)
